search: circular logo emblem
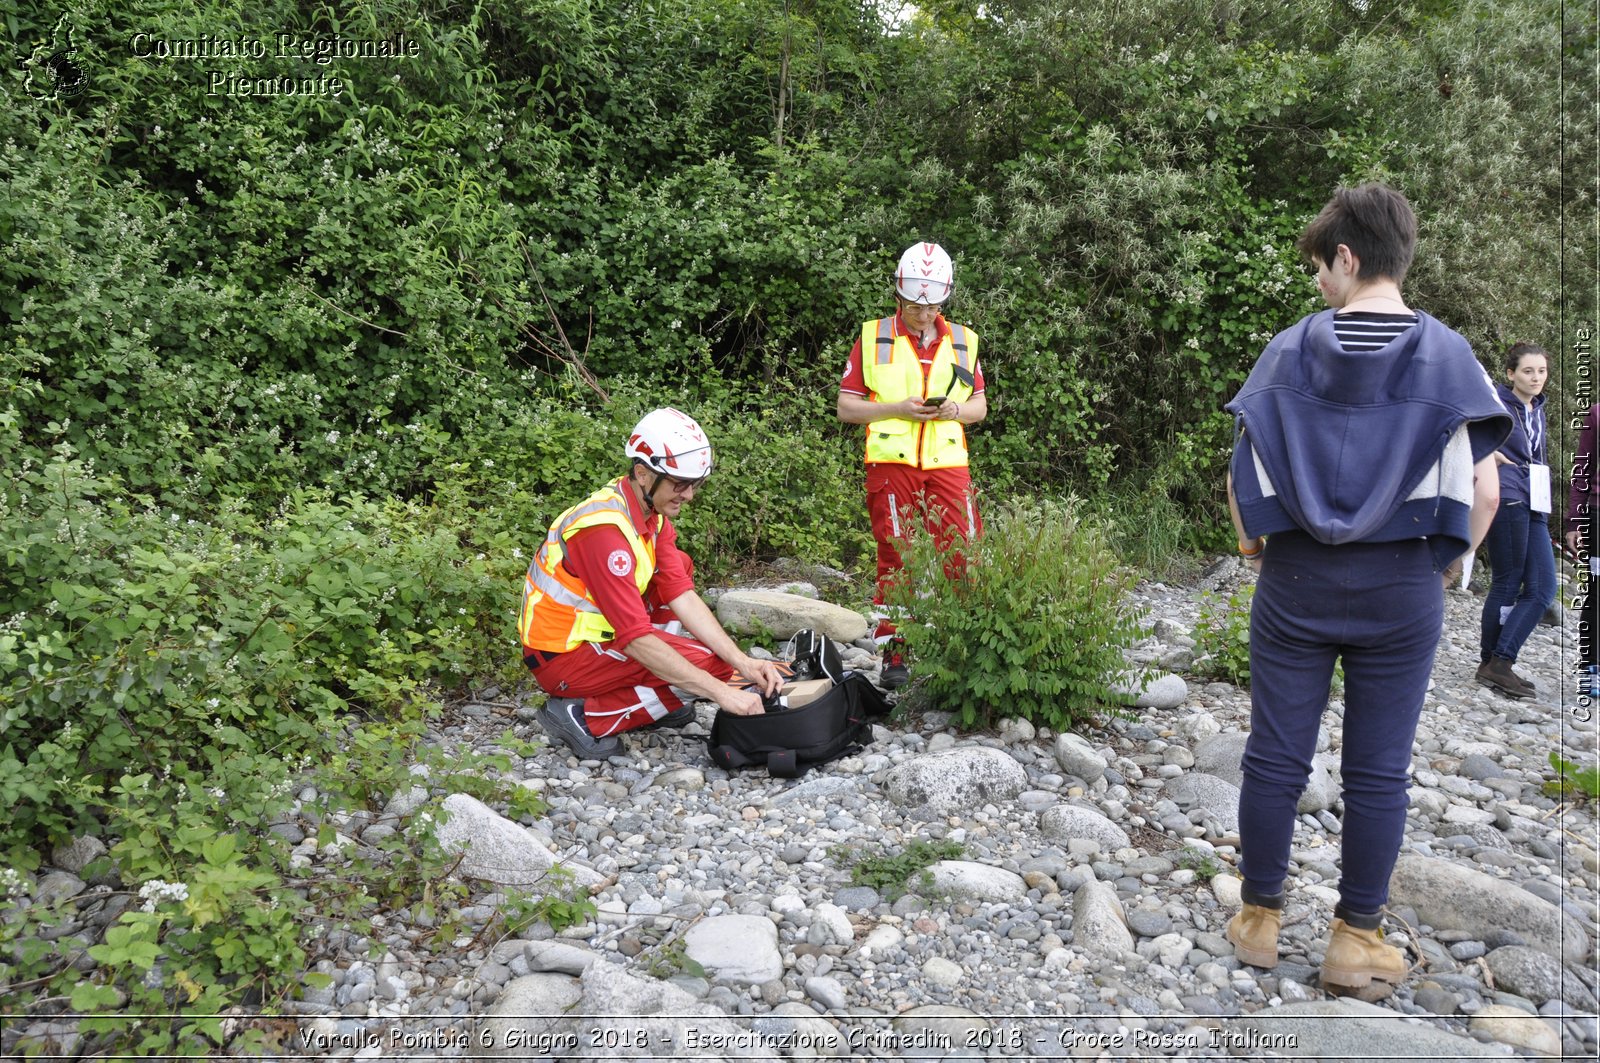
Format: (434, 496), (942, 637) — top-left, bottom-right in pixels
(607, 549), (634, 578)
(45, 52), (88, 97)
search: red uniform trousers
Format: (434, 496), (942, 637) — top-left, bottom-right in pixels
(529, 629), (735, 738)
(866, 463), (981, 636)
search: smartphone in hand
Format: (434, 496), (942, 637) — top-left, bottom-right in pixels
(923, 396), (946, 407)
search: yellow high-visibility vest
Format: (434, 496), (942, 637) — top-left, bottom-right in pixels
(519, 478), (656, 653)
(858, 317), (977, 468)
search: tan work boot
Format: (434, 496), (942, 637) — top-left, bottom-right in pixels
(1226, 888), (1284, 969)
(1321, 915), (1408, 1000)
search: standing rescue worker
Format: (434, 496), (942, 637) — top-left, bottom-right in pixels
(518, 408), (785, 758)
(836, 242), (988, 688)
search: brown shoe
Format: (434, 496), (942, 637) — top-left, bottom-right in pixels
(1227, 903), (1283, 969)
(1321, 916), (1408, 1000)
(1475, 657), (1534, 700)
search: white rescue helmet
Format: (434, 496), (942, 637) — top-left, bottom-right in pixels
(895, 242), (954, 305)
(625, 408), (714, 481)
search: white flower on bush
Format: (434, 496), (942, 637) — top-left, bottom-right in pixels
(138, 879), (190, 912)
(1, 867), (25, 899)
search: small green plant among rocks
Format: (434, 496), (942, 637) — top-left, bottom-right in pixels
(499, 871), (598, 936)
(640, 936), (707, 981)
(839, 839), (965, 901)
(1545, 752), (1600, 803)
(1172, 847), (1225, 882)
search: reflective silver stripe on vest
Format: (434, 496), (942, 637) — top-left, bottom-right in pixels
(527, 563), (600, 612)
(874, 318), (895, 365)
(948, 323), (970, 369)
(526, 487), (635, 612)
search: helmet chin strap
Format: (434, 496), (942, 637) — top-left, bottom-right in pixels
(634, 461), (668, 514)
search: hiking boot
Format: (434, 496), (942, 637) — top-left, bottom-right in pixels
(1226, 887), (1284, 970)
(652, 702), (698, 729)
(1320, 909), (1408, 1001)
(880, 636), (910, 690)
(1475, 657), (1535, 700)
(537, 697), (621, 759)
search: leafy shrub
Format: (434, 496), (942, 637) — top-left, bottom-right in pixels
(883, 496), (1148, 730)
(1192, 586), (1254, 687)
(0, 735), (556, 1057)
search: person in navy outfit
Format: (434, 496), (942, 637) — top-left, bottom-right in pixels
(1223, 183), (1510, 998)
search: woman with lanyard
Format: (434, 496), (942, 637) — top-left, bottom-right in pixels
(1474, 341), (1557, 699)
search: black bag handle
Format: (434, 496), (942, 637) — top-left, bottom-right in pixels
(766, 749), (801, 777)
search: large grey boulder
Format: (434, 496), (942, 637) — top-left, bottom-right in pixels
(1193, 734), (1340, 814)
(890, 1005), (991, 1045)
(884, 747), (1027, 814)
(1038, 804), (1131, 852)
(750, 1003), (847, 1059)
(576, 963), (769, 1059)
(714, 590), (868, 642)
(1389, 854), (1590, 964)
(1109, 671), (1188, 709)
(1071, 879), (1132, 957)
(49, 836), (107, 876)
(922, 861), (1028, 903)
(1193, 732), (1249, 782)
(1227, 999), (1505, 1058)
(435, 793), (604, 889)
(1483, 944), (1586, 1007)
(1053, 733), (1108, 783)
(1162, 774), (1242, 834)
(683, 914), (783, 984)
(1468, 1005), (1565, 1058)
(474, 973), (583, 1056)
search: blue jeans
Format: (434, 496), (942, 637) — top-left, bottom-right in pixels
(1480, 503), (1556, 663)
(1238, 531), (1442, 915)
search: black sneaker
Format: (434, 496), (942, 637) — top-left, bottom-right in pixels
(880, 636), (910, 690)
(537, 697), (622, 758)
(652, 703), (698, 729)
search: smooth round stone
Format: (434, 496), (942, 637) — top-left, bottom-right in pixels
(834, 886), (880, 910)
(1125, 909), (1174, 937)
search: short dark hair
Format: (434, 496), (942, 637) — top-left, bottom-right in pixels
(1296, 183), (1418, 283)
(1503, 340), (1548, 372)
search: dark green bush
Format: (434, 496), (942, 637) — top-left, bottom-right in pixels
(0, 412), (504, 854)
(884, 496), (1148, 730)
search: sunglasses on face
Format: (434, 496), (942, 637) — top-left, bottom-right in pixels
(662, 474), (707, 493)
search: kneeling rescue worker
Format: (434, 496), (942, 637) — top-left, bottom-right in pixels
(517, 408), (786, 758)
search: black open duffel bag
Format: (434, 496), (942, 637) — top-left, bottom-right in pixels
(707, 672), (891, 778)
